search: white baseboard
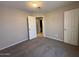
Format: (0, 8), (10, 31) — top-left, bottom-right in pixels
(45, 35), (63, 42)
(0, 39), (28, 51)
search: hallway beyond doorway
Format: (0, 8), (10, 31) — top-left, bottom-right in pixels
(36, 17), (43, 37)
(37, 32), (43, 37)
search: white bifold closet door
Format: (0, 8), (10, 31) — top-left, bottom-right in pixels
(64, 8), (79, 46)
(28, 16), (37, 40)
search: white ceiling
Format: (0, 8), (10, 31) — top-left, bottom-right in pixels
(0, 1), (77, 13)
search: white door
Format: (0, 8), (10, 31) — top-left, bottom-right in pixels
(28, 16), (37, 40)
(64, 8), (79, 45)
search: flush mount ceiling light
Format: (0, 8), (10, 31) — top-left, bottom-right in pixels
(32, 3), (37, 8)
(27, 1), (42, 9)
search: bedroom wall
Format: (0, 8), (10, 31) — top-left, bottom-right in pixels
(0, 7), (30, 50)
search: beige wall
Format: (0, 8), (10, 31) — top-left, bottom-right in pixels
(31, 13), (44, 17)
(44, 3), (79, 42)
(0, 7), (30, 50)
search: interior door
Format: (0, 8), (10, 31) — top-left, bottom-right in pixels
(64, 8), (79, 45)
(28, 16), (37, 40)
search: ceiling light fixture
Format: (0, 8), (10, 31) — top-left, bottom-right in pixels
(33, 3), (37, 7)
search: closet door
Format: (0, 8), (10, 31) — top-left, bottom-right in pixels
(64, 8), (79, 45)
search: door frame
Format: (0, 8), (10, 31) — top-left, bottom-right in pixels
(27, 16), (45, 40)
(36, 16), (45, 37)
(27, 17), (29, 40)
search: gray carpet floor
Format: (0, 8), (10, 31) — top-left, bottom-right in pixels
(0, 37), (79, 57)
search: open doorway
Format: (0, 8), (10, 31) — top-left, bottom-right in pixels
(27, 16), (44, 40)
(36, 17), (43, 37)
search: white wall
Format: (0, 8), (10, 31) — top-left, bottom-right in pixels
(31, 13), (44, 17)
(0, 7), (30, 50)
(44, 3), (79, 42)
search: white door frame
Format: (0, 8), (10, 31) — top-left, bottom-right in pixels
(36, 16), (45, 37)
